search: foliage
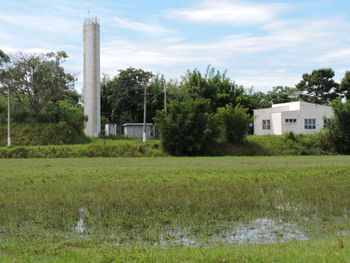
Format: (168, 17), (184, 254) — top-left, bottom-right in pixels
(216, 104), (252, 144)
(0, 51), (76, 120)
(180, 66), (245, 112)
(0, 133), (334, 158)
(100, 74), (114, 123)
(0, 122), (89, 146)
(101, 68), (154, 124)
(0, 94), (6, 122)
(207, 133), (332, 156)
(296, 68), (339, 104)
(328, 99), (350, 154)
(339, 71), (350, 100)
(155, 98), (218, 155)
(0, 49), (10, 64)
(266, 86), (300, 104)
(236, 87), (271, 114)
(37, 100), (86, 131)
(148, 74), (167, 122)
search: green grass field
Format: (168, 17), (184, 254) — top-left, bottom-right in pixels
(0, 156), (349, 262)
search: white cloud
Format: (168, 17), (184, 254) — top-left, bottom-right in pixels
(113, 16), (170, 35)
(2, 0), (350, 92)
(166, 0), (289, 25)
(233, 69), (302, 90)
(317, 48), (350, 64)
(0, 11), (80, 35)
(98, 15), (350, 91)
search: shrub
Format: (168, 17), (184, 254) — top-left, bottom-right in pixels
(0, 122), (90, 146)
(154, 99), (218, 156)
(328, 99), (350, 154)
(216, 104), (251, 144)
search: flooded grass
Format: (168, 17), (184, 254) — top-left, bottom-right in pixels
(0, 156), (349, 261)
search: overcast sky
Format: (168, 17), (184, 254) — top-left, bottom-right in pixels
(1, 0), (350, 92)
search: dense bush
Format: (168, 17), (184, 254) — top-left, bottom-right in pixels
(155, 99), (218, 156)
(0, 122), (89, 146)
(216, 104), (251, 144)
(37, 100), (86, 131)
(0, 95), (86, 145)
(328, 99), (350, 154)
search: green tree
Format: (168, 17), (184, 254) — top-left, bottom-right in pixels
(180, 66), (244, 112)
(0, 50), (10, 123)
(236, 87), (271, 115)
(216, 104), (251, 144)
(296, 68), (339, 104)
(104, 68), (153, 124)
(339, 71), (350, 100)
(100, 74), (113, 123)
(0, 50), (10, 65)
(0, 51), (76, 120)
(266, 86), (299, 104)
(154, 99), (218, 156)
(148, 74), (167, 121)
(328, 99), (350, 153)
(101, 69), (170, 126)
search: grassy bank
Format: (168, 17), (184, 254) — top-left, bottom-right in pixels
(0, 123), (90, 146)
(0, 133), (335, 158)
(0, 138), (165, 158)
(1, 237), (349, 262)
(209, 133), (333, 156)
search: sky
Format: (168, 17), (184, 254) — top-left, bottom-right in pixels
(1, 0), (350, 93)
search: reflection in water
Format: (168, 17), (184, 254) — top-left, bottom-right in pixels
(75, 208), (86, 233)
(157, 218), (308, 247)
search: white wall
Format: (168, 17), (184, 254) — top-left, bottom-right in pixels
(272, 113), (282, 135)
(253, 106), (288, 135)
(124, 125), (153, 139)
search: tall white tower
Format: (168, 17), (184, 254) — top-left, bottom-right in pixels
(83, 17), (100, 137)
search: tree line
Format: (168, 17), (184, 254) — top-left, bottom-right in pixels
(1, 50), (350, 154)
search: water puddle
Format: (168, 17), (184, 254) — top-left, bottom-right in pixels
(156, 218), (308, 247)
(75, 208), (87, 233)
(212, 218), (308, 245)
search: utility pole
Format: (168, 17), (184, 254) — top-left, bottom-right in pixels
(7, 86), (11, 146)
(143, 81), (147, 143)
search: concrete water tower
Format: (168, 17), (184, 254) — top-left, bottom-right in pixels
(83, 17), (100, 137)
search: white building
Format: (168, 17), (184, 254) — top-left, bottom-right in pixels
(83, 17), (101, 137)
(253, 101), (333, 135)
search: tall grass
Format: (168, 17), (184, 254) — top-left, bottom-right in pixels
(0, 138), (164, 158)
(0, 237), (349, 263)
(0, 157), (348, 239)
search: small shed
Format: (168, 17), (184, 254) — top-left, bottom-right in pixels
(123, 123), (154, 139)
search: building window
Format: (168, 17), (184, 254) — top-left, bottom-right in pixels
(285, 119), (297, 124)
(305, 119), (316, 129)
(262, 120), (271, 130)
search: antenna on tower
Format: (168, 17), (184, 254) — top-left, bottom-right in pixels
(88, 10), (91, 18)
